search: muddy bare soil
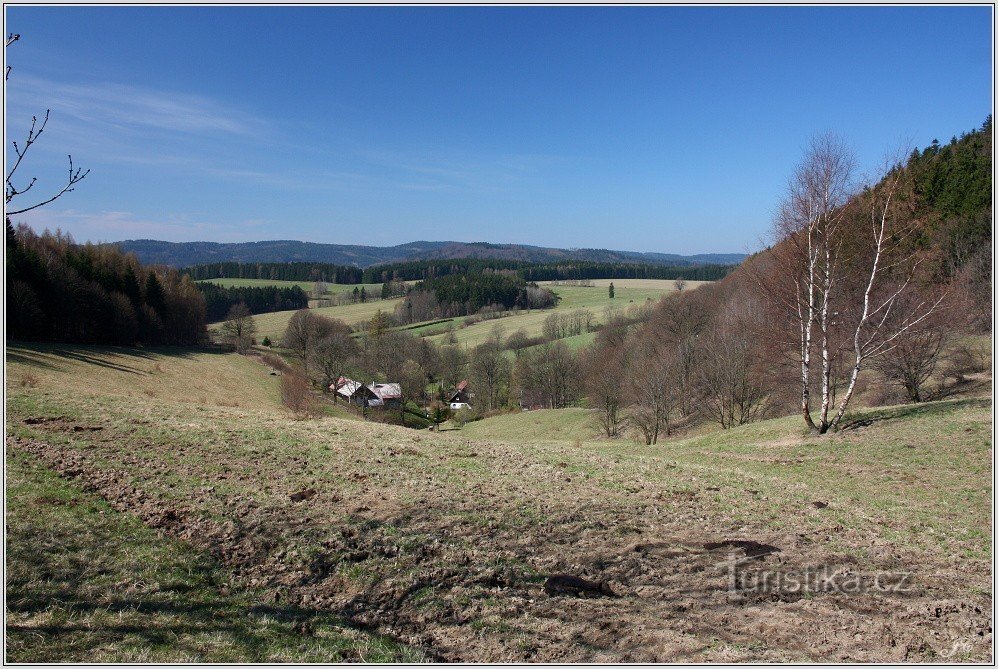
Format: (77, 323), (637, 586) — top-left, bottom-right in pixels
(8, 430), (992, 663)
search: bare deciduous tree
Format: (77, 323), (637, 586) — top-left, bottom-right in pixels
(469, 329), (511, 412)
(309, 328), (358, 396)
(282, 310), (345, 380)
(626, 341), (678, 444)
(514, 341), (581, 409)
(219, 302), (256, 353)
(438, 345), (468, 392)
(585, 344), (628, 438)
(699, 321), (767, 429)
(770, 133), (855, 433)
(281, 372), (316, 418)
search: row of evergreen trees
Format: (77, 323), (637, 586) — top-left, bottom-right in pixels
(416, 273), (530, 315)
(198, 283), (309, 322)
(520, 262), (731, 282)
(361, 258), (529, 282)
(183, 257), (734, 286)
(7, 224), (206, 345)
(184, 261), (364, 284)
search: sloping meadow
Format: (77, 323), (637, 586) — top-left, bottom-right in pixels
(5, 345), (993, 662)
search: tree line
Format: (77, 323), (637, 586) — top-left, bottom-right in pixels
(398, 273), (557, 321)
(7, 224), (206, 345)
(182, 257), (735, 287)
(183, 261), (365, 284)
(519, 262), (731, 282)
(198, 282), (309, 322)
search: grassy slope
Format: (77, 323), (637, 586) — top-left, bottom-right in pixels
(5, 343), (992, 661)
(5, 451), (424, 663)
(459, 408), (597, 441)
(252, 299), (403, 342)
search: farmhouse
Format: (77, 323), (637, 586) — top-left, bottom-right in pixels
(449, 380), (472, 410)
(369, 382), (402, 408)
(331, 378), (403, 408)
(331, 377), (374, 405)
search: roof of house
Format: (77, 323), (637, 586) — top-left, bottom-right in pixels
(449, 380), (470, 402)
(370, 383), (402, 400)
(332, 376), (364, 396)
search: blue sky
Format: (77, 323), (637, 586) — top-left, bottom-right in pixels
(4, 6), (992, 254)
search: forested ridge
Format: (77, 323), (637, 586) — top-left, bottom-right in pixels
(6, 224), (206, 345)
(183, 257), (734, 286)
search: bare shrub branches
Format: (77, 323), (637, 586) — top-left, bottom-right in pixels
(5, 35), (90, 218)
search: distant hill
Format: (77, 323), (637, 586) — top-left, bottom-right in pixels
(112, 239), (746, 269)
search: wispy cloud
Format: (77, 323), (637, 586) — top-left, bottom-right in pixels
(17, 208), (263, 243)
(7, 74), (269, 139)
(356, 147), (570, 193)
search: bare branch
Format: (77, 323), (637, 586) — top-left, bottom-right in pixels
(7, 154), (90, 215)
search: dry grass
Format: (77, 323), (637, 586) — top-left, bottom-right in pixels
(6, 344), (282, 413)
(5, 450), (424, 663)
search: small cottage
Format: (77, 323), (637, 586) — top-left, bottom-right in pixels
(449, 380), (472, 410)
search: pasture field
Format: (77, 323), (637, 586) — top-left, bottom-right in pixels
(458, 407), (598, 441)
(251, 299), (404, 342)
(6, 343), (281, 411)
(5, 343), (992, 662)
(426, 279), (700, 348)
(246, 279), (691, 348)
(551, 278), (708, 290)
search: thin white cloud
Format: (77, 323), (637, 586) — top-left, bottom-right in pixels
(15, 208), (262, 244)
(356, 147), (571, 194)
(7, 74), (269, 139)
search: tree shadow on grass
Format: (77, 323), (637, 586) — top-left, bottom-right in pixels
(6, 343), (231, 375)
(6, 595), (397, 662)
(838, 397), (991, 431)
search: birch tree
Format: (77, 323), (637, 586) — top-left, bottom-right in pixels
(768, 137), (947, 433)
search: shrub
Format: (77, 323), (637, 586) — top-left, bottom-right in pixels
(262, 336), (271, 347)
(452, 406), (478, 428)
(260, 352), (292, 374)
(281, 373), (317, 418)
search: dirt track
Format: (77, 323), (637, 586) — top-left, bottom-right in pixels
(8, 424), (992, 663)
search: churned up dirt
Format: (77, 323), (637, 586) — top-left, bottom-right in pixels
(8, 414), (991, 663)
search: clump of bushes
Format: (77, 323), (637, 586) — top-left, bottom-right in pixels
(451, 406), (478, 428)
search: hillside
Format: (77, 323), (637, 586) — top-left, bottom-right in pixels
(113, 238), (746, 269)
(241, 278), (697, 346)
(5, 343), (992, 661)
